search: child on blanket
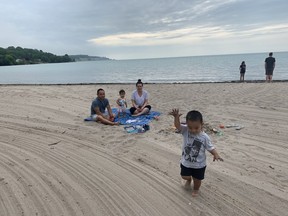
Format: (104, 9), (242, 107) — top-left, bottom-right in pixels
(116, 89), (128, 118)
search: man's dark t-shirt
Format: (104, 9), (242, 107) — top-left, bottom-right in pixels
(265, 57), (276, 70)
(91, 98), (109, 115)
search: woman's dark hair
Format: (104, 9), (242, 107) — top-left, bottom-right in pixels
(136, 79), (143, 86)
(119, 89), (125, 94)
(186, 110), (203, 123)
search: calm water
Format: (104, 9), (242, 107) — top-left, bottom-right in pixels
(0, 52), (287, 84)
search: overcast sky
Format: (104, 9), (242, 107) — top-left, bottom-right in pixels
(1, 0), (287, 59)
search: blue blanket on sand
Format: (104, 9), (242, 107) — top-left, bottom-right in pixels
(84, 108), (160, 126)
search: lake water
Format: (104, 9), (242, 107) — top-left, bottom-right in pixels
(0, 52), (287, 84)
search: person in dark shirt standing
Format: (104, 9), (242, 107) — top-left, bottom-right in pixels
(239, 61), (246, 82)
(265, 52), (276, 83)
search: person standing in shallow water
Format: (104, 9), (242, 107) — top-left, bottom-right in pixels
(265, 52), (276, 83)
(129, 79), (152, 116)
(239, 61), (246, 82)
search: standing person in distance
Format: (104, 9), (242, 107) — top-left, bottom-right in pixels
(239, 61), (246, 82)
(265, 52), (276, 83)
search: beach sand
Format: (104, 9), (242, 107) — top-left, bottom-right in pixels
(0, 83), (287, 216)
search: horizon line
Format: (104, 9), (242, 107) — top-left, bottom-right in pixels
(113, 50), (288, 61)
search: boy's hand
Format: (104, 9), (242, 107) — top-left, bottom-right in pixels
(169, 109), (182, 118)
(213, 154), (224, 162)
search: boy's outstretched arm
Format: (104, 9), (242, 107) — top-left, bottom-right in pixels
(209, 149), (224, 162)
(169, 109), (182, 131)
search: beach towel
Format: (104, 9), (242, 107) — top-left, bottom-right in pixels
(114, 108), (160, 126)
(84, 108), (160, 126)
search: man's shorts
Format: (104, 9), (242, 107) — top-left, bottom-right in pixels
(266, 69), (274, 75)
(180, 163), (206, 180)
(91, 114), (98, 121)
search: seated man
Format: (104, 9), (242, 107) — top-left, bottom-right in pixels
(91, 88), (119, 126)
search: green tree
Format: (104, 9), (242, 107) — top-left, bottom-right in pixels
(0, 46), (74, 66)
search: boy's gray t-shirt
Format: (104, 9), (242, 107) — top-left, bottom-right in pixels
(180, 125), (215, 169)
(91, 98), (109, 115)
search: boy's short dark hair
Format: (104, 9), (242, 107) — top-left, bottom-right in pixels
(97, 88), (104, 94)
(269, 52), (273, 56)
(186, 110), (203, 123)
(119, 89), (125, 94)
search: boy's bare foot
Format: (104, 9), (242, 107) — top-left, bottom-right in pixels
(113, 122), (120, 126)
(192, 190), (199, 197)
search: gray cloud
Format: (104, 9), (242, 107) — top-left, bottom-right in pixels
(1, 0), (287, 59)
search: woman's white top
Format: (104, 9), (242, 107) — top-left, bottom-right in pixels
(131, 90), (148, 107)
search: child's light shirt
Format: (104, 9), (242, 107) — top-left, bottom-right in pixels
(180, 125), (215, 169)
(119, 98), (126, 108)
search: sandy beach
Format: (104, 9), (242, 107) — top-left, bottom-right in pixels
(0, 82), (287, 216)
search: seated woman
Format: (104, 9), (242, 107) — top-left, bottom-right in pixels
(130, 79), (152, 116)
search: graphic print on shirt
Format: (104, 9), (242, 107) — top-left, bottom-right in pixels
(119, 99), (125, 108)
(183, 139), (203, 162)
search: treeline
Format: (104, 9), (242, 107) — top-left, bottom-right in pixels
(69, 55), (110, 61)
(0, 46), (74, 66)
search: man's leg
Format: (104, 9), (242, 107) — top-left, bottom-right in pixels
(97, 115), (119, 125)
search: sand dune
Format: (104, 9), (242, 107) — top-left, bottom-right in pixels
(0, 83), (287, 216)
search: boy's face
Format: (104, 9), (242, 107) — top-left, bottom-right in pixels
(187, 120), (202, 135)
(120, 92), (125, 98)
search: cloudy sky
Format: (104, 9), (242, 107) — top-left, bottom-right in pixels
(1, 0), (288, 59)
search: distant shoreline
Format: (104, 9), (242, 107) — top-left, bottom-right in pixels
(1, 79), (288, 86)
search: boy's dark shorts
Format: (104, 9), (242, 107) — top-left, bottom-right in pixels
(180, 164), (206, 180)
(130, 105), (151, 114)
